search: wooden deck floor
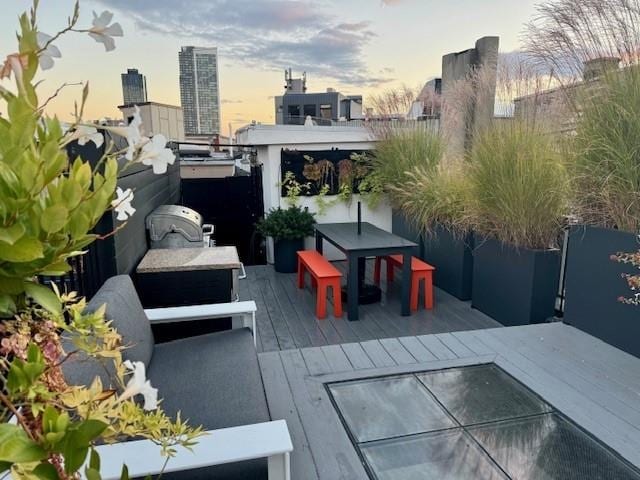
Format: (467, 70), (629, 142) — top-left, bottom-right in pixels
(257, 322), (640, 479)
(239, 263), (501, 353)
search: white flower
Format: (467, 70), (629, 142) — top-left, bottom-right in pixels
(140, 134), (176, 174)
(36, 32), (61, 70)
(75, 125), (104, 148)
(89, 11), (123, 52)
(111, 187), (136, 221)
(103, 105), (144, 160)
(120, 360), (158, 411)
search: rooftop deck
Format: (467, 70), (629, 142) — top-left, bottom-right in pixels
(257, 322), (640, 479)
(239, 262), (501, 353)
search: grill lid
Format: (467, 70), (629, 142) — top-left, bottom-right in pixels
(146, 205), (204, 242)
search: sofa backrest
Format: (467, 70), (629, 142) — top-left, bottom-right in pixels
(63, 275), (154, 387)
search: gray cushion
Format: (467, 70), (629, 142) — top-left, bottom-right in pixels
(148, 327), (269, 430)
(147, 328), (270, 480)
(63, 275), (154, 388)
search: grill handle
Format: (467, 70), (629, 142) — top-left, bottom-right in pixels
(202, 224), (215, 236)
(238, 262), (247, 280)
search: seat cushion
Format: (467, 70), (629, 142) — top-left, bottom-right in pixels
(63, 275), (154, 387)
(148, 328), (269, 429)
(147, 328), (270, 480)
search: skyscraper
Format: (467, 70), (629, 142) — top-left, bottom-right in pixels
(121, 68), (147, 105)
(178, 46), (221, 136)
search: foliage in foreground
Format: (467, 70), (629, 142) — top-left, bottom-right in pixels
(1, 2), (202, 479)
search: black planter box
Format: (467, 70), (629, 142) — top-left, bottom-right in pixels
(423, 225), (474, 300)
(391, 210), (423, 257)
(564, 226), (640, 357)
(472, 238), (561, 326)
(274, 238), (304, 273)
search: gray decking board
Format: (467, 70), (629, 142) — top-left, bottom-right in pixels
(434, 332), (476, 358)
(278, 349), (369, 479)
(320, 345), (354, 373)
(397, 336), (439, 362)
(359, 340), (397, 367)
(241, 263), (502, 353)
(340, 343), (376, 370)
(257, 323), (640, 478)
(416, 334), (458, 360)
(257, 351), (319, 480)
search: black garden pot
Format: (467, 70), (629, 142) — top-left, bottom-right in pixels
(391, 209), (423, 257)
(564, 225), (640, 357)
(472, 237), (561, 326)
(273, 238), (305, 273)
(423, 224), (475, 300)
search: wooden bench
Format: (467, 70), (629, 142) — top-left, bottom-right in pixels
(374, 254), (435, 311)
(297, 250), (343, 319)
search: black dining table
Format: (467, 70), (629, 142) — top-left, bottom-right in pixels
(315, 222), (418, 321)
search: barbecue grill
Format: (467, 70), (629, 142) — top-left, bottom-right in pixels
(146, 205), (214, 249)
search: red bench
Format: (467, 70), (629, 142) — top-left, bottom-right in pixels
(374, 254), (435, 311)
(297, 250), (343, 319)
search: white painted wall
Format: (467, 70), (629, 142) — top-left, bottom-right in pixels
(236, 124), (391, 262)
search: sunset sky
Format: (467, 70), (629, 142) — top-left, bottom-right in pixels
(1, 0), (541, 134)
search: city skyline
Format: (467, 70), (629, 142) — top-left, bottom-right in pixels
(0, 0), (542, 133)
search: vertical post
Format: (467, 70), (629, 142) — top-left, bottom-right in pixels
(315, 231), (323, 254)
(401, 249), (412, 316)
(357, 201), (362, 235)
(268, 452), (291, 480)
(348, 254), (359, 321)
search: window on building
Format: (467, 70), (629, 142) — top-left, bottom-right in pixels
(303, 104), (316, 118)
(320, 104), (332, 120)
(287, 105), (301, 121)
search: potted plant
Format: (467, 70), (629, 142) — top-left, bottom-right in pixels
(258, 206), (316, 273)
(375, 128), (476, 299)
(466, 120), (568, 326)
(561, 68), (640, 355)
(0, 4), (201, 478)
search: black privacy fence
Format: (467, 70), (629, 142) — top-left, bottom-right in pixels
(281, 149), (370, 197)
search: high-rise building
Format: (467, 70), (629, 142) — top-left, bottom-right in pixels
(121, 68), (147, 105)
(178, 46), (221, 136)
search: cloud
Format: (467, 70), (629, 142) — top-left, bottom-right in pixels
(98, 0), (392, 87)
(381, 0), (404, 5)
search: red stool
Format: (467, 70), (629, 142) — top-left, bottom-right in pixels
(297, 250), (343, 319)
(374, 255), (435, 311)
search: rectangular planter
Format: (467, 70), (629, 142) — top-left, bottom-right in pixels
(423, 224), (474, 300)
(472, 238), (561, 326)
(564, 225), (640, 357)
(391, 209), (423, 257)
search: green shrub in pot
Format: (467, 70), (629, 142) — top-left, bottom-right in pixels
(570, 68), (640, 233)
(563, 68), (640, 354)
(466, 120), (568, 325)
(258, 206), (316, 273)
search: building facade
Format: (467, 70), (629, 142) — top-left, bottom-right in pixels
(179, 46), (221, 136)
(274, 70), (363, 125)
(118, 102), (184, 141)
(121, 68), (148, 105)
